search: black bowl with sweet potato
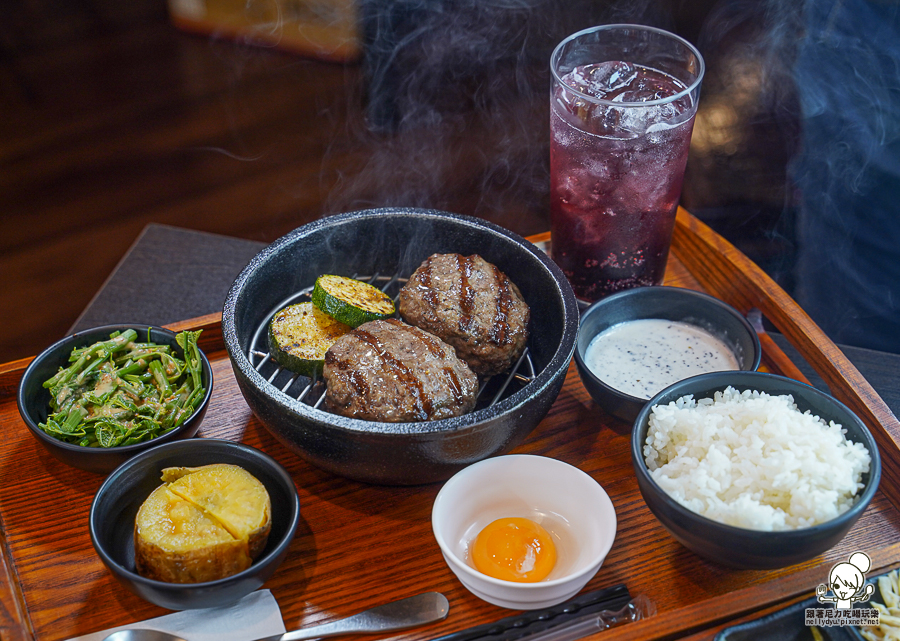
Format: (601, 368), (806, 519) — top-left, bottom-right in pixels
(90, 438), (299, 610)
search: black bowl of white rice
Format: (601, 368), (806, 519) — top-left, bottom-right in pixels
(631, 370), (881, 570)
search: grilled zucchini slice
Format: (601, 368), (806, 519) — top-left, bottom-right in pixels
(268, 302), (350, 376)
(311, 275), (395, 328)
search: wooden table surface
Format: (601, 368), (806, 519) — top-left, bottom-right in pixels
(2, 211), (899, 641)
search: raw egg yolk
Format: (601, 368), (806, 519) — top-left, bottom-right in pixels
(471, 517), (557, 582)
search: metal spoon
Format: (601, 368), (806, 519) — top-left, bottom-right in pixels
(103, 592), (450, 641)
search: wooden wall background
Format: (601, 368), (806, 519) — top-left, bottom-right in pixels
(0, 0), (569, 364)
(0, 0), (797, 364)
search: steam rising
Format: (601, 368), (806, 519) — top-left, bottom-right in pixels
(789, 0), (900, 350)
(321, 0), (670, 233)
(224, 0), (900, 349)
(687, 0), (900, 351)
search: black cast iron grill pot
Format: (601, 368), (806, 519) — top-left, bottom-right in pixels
(223, 208), (579, 485)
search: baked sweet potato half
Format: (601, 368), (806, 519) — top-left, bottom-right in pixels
(134, 463), (272, 583)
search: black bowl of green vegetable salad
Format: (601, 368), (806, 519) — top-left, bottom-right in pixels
(17, 324), (213, 474)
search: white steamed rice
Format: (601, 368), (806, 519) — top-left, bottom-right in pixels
(643, 386), (871, 531)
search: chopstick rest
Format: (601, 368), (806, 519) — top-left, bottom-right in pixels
(64, 589), (286, 641)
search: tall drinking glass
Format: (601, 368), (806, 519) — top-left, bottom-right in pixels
(549, 24), (704, 302)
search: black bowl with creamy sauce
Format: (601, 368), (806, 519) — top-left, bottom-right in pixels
(574, 286), (761, 423)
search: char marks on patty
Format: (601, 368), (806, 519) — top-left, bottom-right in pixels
(398, 253), (530, 376)
(323, 318), (478, 422)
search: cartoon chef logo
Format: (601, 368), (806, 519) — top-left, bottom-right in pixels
(816, 552), (876, 610)
(805, 552), (880, 628)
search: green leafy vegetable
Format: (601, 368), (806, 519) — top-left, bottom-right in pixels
(38, 329), (206, 448)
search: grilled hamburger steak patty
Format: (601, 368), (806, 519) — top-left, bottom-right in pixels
(398, 253), (530, 376)
(323, 318), (479, 422)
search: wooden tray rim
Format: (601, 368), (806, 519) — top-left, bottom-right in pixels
(1, 210), (900, 640)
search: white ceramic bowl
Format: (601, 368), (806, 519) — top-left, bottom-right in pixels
(432, 454), (617, 610)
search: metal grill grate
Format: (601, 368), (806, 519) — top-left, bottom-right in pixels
(247, 271), (536, 414)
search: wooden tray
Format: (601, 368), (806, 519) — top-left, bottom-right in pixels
(2, 208), (899, 641)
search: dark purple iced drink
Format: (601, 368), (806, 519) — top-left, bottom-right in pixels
(550, 60), (697, 302)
